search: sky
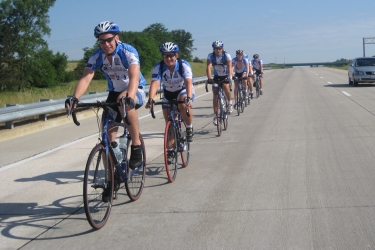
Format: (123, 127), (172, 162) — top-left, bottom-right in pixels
(45, 0), (375, 64)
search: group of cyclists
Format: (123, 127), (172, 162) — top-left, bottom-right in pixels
(65, 21), (264, 198)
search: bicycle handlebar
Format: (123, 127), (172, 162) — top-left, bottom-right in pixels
(205, 79), (230, 92)
(150, 99), (190, 119)
(67, 101), (131, 126)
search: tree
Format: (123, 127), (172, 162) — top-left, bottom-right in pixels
(170, 29), (195, 61)
(0, 0), (56, 91)
(121, 31), (160, 75)
(142, 23), (172, 47)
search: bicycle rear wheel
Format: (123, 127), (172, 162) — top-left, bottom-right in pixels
(125, 133), (146, 201)
(164, 121), (178, 182)
(216, 96), (222, 136)
(179, 121), (190, 168)
(83, 143), (114, 230)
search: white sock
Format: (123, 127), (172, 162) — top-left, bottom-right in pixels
(186, 124), (192, 128)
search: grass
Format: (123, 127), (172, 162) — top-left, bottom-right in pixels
(0, 60), (208, 107)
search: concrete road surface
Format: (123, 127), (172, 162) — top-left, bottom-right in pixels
(1, 68), (375, 249)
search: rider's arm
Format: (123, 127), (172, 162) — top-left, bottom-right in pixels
(184, 78), (193, 99)
(148, 80), (160, 100)
(73, 68), (95, 99)
(227, 59), (233, 79)
(126, 64), (140, 100)
(206, 60), (212, 80)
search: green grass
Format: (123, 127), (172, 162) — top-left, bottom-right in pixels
(0, 60), (207, 107)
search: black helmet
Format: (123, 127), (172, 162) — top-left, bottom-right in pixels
(253, 54), (259, 59)
(236, 50), (244, 56)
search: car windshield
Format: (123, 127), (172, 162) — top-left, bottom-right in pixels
(355, 58), (375, 67)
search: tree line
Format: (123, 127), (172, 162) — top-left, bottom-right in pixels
(0, 0), (196, 92)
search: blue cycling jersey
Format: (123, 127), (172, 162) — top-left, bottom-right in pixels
(232, 57), (248, 73)
(251, 59), (263, 71)
(85, 41), (146, 92)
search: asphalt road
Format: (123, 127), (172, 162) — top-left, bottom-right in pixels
(2, 68), (375, 249)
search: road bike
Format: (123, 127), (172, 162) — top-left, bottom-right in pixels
(233, 76), (247, 115)
(253, 72), (261, 98)
(150, 99), (191, 182)
(206, 79), (229, 136)
(67, 99), (146, 230)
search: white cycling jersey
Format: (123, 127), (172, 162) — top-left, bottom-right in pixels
(151, 59), (194, 92)
(232, 57), (248, 73)
(251, 59), (263, 71)
(207, 52), (232, 77)
(86, 41), (146, 92)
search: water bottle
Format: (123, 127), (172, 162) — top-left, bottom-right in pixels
(111, 141), (123, 164)
(119, 135), (127, 152)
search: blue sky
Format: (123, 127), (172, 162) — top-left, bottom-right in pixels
(45, 0), (375, 64)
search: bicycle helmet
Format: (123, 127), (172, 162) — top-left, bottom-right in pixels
(159, 42), (179, 53)
(236, 50), (244, 56)
(253, 54), (259, 59)
(212, 40), (224, 48)
(94, 21), (120, 38)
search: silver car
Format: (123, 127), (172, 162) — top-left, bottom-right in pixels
(348, 57), (375, 86)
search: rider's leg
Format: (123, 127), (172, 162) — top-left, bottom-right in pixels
(212, 88), (219, 125)
(178, 93), (194, 142)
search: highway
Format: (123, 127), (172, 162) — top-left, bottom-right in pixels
(2, 67), (375, 249)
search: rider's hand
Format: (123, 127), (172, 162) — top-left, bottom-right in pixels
(232, 76), (236, 80)
(184, 97), (192, 107)
(121, 96), (135, 109)
(145, 98), (155, 109)
(65, 96), (78, 111)
(207, 79), (214, 84)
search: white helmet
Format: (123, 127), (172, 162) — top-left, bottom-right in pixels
(94, 21), (120, 38)
(159, 42), (179, 53)
(212, 40), (224, 48)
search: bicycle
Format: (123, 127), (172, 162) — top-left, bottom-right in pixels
(233, 76), (247, 115)
(253, 72), (261, 98)
(67, 100), (146, 230)
(150, 99), (190, 182)
(206, 78), (229, 136)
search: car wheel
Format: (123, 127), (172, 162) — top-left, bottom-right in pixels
(348, 76), (353, 85)
(353, 78), (358, 87)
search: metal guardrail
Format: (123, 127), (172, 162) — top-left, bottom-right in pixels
(0, 76), (208, 129)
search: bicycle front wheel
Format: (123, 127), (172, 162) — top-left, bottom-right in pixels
(125, 133), (146, 201)
(216, 96), (222, 136)
(164, 121), (178, 182)
(179, 121), (190, 168)
(222, 95), (228, 130)
(236, 89), (241, 116)
(83, 143), (114, 230)
(255, 80), (260, 98)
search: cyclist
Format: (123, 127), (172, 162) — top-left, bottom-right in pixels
(232, 49), (249, 108)
(65, 21), (146, 173)
(146, 42), (195, 143)
(251, 54), (264, 95)
(206, 40), (233, 125)
(244, 52), (254, 99)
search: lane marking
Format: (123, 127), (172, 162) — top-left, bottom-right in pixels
(342, 91), (351, 97)
(1, 91), (210, 172)
(328, 82), (332, 85)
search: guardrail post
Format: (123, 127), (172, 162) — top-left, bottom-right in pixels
(38, 99), (51, 121)
(4, 104), (17, 129)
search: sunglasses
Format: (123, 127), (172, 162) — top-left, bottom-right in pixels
(97, 35), (116, 45)
(163, 54), (176, 58)
(214, 47), (223, 51)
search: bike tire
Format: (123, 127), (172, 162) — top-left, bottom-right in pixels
(164, 121), (178, 182)
(240, 91), (245, 113)
(216, 97), (222, 136)
(247, 86), (251, 105)
(125, 133), (146, 201)
(83, 143), (114, 230)
(236, 89), (240, 116)
(223, 94), (228, 130)
(256, 80), (260, 98)
(179, 121), (190, 168)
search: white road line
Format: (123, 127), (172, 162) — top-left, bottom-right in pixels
(1, 92), (210, 172)
(320, 77), (323, 79)
(342, 91), (351, 97)
(328, 82), (332, 85)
